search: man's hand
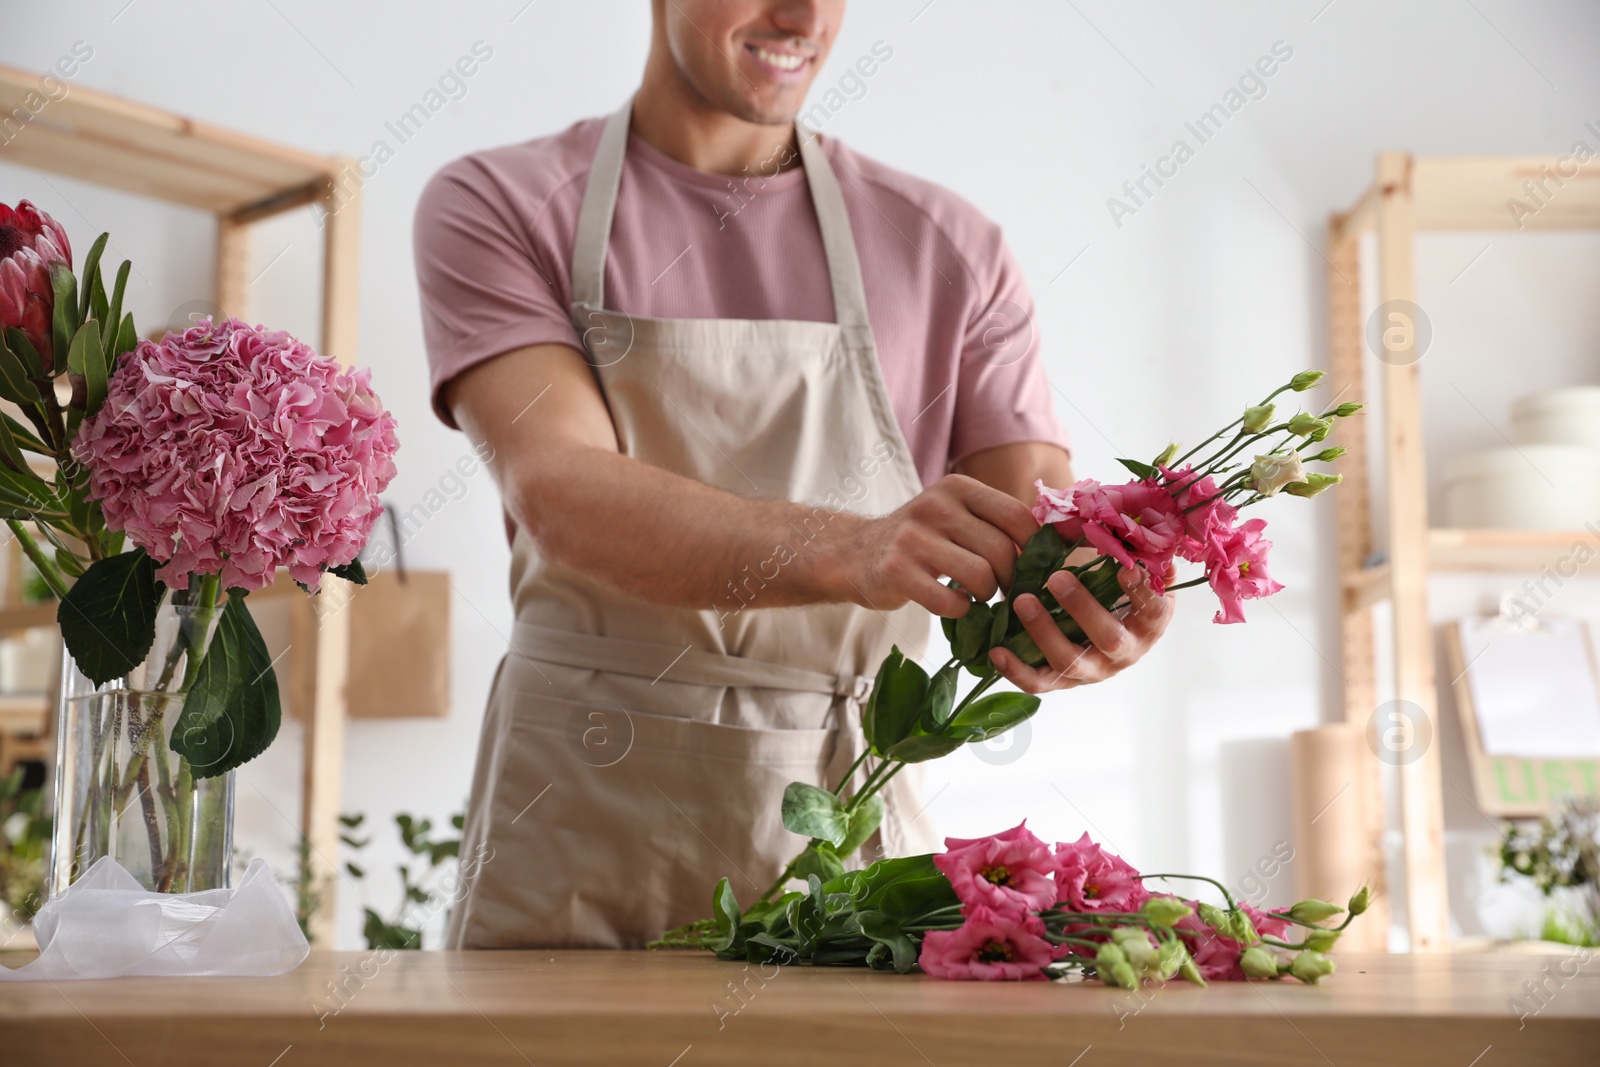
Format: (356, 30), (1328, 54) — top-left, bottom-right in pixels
(988, 563), (1176, 694)
(827, 474), (1040, 618)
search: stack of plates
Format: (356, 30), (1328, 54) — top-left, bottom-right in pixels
(1443, 387), (1600, 530)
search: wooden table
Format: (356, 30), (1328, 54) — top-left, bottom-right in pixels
(3, 949), (1597, 1066)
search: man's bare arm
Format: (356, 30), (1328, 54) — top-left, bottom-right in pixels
(445, 344), (1040, 617)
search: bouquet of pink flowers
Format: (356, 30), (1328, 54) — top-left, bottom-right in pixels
(658, 371), (1365, 987)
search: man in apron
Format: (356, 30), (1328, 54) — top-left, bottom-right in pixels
(415, 1), (1175, 949)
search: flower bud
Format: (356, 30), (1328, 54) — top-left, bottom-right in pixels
(1157, 938), (1188, 980)
(1250, 452), (1307, 497)
(1286, 899), (1345, 925)
(1242, 403), (1276, 434)
(1196, 901), (1230, 934)
(1347, 885), (1371, 916)
(1239, 946), (1281, 979)
(1301, 928), (1341, 953)
(1288, 950), (1337, 984)
(1154, 441), (1180, 466)
(1228, 909), (1261, 946)
(1332, 402), (1364, 417)
(1112, 927), (1162, 978)
(1290, 371), (1325, 391)
(1095, 942), (1138, 990)
(1178, 951), (1207, 987)
(1312, 446), (1347, 463)
(1142, 896), (1194, 929)
(1287, 413), (1332, 438)
(1284, 473), (1342, 498)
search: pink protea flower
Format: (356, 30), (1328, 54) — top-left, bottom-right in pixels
(1200, 517), (1283, 624)
(933, 821), (1057, 918)
(1173, 903), (1292, 981)
(917, 905), (1053, 981)
(0, 200), (72, 360)
(73, 317), (399, 593)
(1054, 832), (1150, 913)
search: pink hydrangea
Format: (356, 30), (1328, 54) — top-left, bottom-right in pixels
(73, 317), (398, 593)
(1200, 518), (1283, 624)
(932, 821), (1058, 918)
(917, 904), (1054, 981)
(1054, 832), (1150, 913)
(1174, 903), (1292, 981)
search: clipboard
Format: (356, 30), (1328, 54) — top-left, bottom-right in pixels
(1444, 604), (1600, 817)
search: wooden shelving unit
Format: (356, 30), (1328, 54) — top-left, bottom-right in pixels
(0, 65), (361, 945)
(1327, 153), (1600, 953)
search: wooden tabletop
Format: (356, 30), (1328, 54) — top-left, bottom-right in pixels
(3, 949), (1597, 1066)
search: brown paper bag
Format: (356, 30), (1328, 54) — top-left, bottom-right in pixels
(344, 568), (451, 719)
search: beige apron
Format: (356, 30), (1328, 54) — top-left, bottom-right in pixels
(448, 98), (935, 950)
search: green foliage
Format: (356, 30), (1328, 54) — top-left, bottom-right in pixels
(0, 768), (51, 924)
(55, 549), (165, 685)
(171, 593), (281, 779)
(340, 808), (466, 951)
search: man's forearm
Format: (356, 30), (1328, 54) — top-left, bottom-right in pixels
(508, 440), (865, 612)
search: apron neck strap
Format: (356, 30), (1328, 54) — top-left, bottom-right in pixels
(570, 97), (871, 331)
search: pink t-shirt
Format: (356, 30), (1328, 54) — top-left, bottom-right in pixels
(414, 115), (1068, 486)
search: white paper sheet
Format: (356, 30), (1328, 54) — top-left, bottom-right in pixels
(1458, 615), (1600, 759)
(0, 856), (309, 980)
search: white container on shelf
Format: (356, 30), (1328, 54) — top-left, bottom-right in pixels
(1510, 386), (1600, 448)
(1442, 445), (1600, 530)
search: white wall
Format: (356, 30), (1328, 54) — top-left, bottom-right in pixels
(4, 0), (1596, 948)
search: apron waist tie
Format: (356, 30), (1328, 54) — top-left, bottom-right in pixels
(510, 621), (874, 702)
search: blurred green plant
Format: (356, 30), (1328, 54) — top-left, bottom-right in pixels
(0, 767), (51, 924)
(1497, 796), (1600, 947)
(340, 810), (464, 950)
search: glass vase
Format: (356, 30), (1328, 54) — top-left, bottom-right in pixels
(47, 600), (234, 897)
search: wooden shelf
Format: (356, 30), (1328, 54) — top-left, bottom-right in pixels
(1344, 528), (1600, 611)
(0, 65), (333, 215)
(1328, 151), (1600, 955)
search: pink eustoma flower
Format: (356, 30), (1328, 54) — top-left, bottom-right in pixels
(1032, 478), (1184, 593)
(1159, 464), (1239, 559)
(933, 821), (1057, 918)
(1201, 517), (1283, 624)
(917, 905), (1054, 981)
(1174, 903), (1292, 981)
(1054, 832), (1150, 913)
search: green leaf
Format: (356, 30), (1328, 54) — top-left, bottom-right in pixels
(791, 843), (846, 884)
(53, 548), (85, 578)
(921, 663), (959, 731)
(104, 260), (131, 368)
(2, 413), (51, 455)
(862, 646), (929, 757)
(170, 593), (283, 779)
(780, 781), (849, 847)
(69, 320), (107, 416)
(3, 327), (46, 380)
(947, 691), (1041, 743)
(855, 911), (920, 974)
(1118, 457), (1160, 480)
(0, 414), (32, 476)
(830, 854), (961, 918)
(77, 234), (108, 322)
(951, 600), (991, 662)
(989, 599), (1012, 646)
(50, 263), (78, 374)
(56, 549), (166, 686)
(362, 907), (421, 950)
(836, 792), (884, 859)
(883, 732), (966, 763)
(1003, 630), (1046, 668)
(329, 558), (367, 585)
(112, 312), (137, 363)
(1012, 524), (1067, 600)
(0, 334), (42, 407)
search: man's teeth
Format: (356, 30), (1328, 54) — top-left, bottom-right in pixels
(754, 47), (805, 71)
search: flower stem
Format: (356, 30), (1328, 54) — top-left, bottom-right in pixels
(6, 519), (71, 599)
(1137, 872), (1238, 910)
